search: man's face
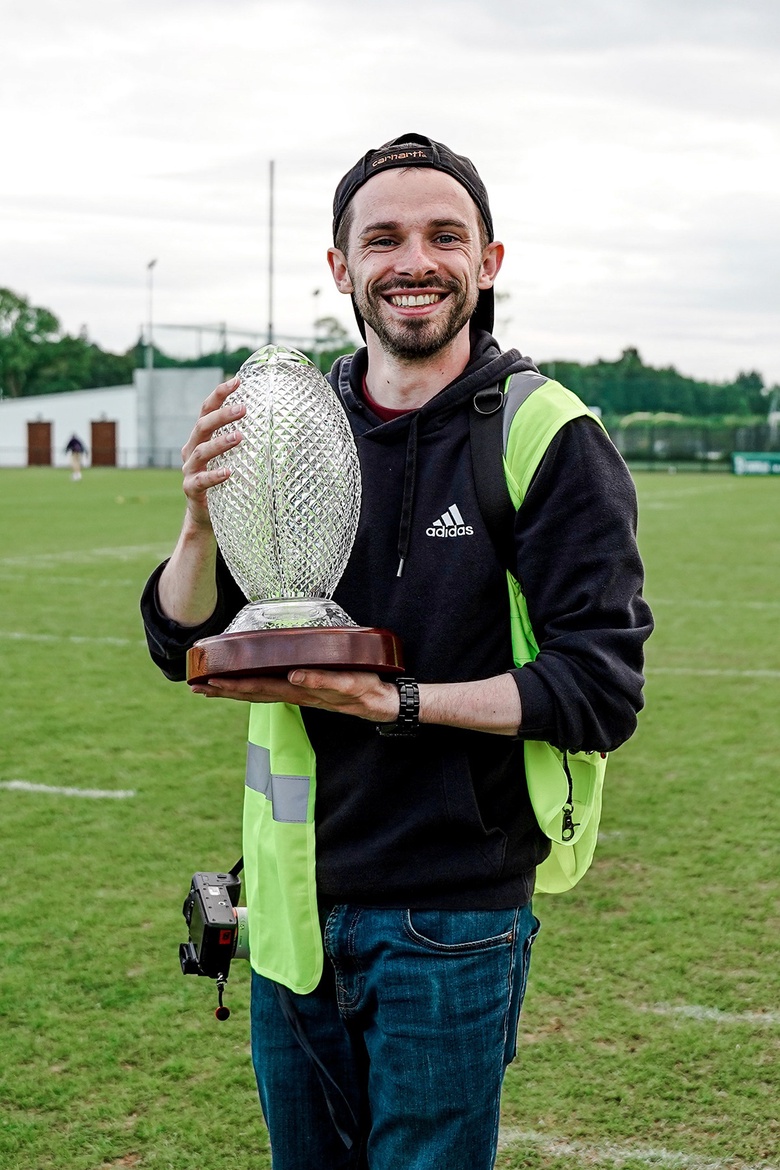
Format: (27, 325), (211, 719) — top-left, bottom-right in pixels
(329, 168), (502, 360)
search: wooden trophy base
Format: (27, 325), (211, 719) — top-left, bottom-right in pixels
(186, 626), (405, 685)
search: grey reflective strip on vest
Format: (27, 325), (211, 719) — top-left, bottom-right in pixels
(245, 742), (310, 823)
(502, 372), (549, 450)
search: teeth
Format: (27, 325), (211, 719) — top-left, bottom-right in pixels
(390, 294), (442, 307)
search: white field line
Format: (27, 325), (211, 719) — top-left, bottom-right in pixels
(497, 1128), (778, 1170)
(0, 572), (139, 587)
(649, 667), (780, 680)
(641, 1004), (780, 1026)
(649, 599), (780, 610)
(639, 484), (739, 500)
(0, 544), (172, 568)
(0, 631), (144, 647)
(0, 780), (136, 799)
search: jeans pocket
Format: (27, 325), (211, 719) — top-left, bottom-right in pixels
(504, 907), (541, 1064)
(517, 912), (541, 1004)
(403, 907), (519, 952)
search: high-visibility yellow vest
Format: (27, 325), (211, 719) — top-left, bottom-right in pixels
(500, 376), (608, 895)
(242, 376), (608, 993)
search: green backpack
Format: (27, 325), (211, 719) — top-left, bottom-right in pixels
(469, 371), (609, 893)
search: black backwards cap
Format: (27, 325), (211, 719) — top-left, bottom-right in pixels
(332, 132), (495, 337)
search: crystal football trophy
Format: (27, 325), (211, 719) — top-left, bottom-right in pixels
(186, 346), (404, 684)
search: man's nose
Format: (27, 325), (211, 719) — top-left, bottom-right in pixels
(393, 237), (438, 278)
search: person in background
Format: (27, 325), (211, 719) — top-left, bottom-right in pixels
(64, 434), (86, 481)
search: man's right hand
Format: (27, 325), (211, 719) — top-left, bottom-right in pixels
(181, 374), (246, 529)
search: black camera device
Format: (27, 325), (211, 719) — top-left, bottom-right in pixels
(179, 864), (249, 1019)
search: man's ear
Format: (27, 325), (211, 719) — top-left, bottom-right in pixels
(327, 247), (353, 294)
(478, 240), (504, 290)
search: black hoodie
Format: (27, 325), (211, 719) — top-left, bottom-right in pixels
(141, 332), (653, 909)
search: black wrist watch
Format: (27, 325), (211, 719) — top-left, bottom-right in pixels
(377, 677), (420, 737)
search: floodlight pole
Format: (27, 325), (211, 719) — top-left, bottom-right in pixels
(146, 259), (157, 464)
(267, 160), (275, 345)
(220, 321), (228, 372)
(768, 386), (779, 445)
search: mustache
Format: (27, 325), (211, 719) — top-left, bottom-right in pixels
(372, 277), (460, 296)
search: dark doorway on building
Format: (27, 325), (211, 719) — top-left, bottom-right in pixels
(27, 421), (52, 465)
(91, 420), (117, 467)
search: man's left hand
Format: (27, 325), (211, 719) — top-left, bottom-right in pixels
(190, 669), (399, 723)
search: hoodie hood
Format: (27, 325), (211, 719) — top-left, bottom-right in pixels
(330, 330), (538, 430)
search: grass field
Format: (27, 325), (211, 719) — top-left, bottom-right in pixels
(1, 467), (778, 1170)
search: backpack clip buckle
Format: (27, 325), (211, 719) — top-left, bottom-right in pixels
(472, 387), (504, 416)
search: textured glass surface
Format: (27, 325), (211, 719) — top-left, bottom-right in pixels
(224, 598), (356, 634)
(207, 346), (361, 628)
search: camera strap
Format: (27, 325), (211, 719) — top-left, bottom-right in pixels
(233, 852), (357, 1147)
(273, 983), (358, 1150)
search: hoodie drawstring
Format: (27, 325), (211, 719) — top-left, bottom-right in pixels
(396, 412), (419, 578)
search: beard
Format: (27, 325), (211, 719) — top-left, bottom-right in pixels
(351, 275), (478, 360)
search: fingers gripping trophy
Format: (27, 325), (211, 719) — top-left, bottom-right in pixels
(186, 345), (404, 684)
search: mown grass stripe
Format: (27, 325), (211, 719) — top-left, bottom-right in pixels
(2, 631), (778, 678)
(0, 780), (136, 799)
(650, 667), (780, 679)
(0, 572), (140, 586)
(497, 1128), (778, 1169)
(0, 630), (144, 646)
(0, 542), (173, 567)
(650, 599), (780, 610)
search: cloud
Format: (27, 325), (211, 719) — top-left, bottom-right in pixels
(1, 0), (778, 383)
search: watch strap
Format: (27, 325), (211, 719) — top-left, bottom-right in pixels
(377, 676), (420, 737)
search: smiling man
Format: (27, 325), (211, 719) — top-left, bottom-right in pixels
(141, 132), (653, 1169)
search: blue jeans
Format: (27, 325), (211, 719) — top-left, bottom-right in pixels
(250, 903), (540, 1170)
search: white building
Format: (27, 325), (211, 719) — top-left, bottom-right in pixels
(0, 367), (223, 469)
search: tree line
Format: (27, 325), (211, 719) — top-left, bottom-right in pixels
(0, 288), (136, 398)
(545, 347), (768, 421)
(0, 287), (772, 420)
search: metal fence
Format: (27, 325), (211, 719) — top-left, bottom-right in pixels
(610, 422), (775, 467)
(0, 447), (186, 469)
(1, 423), (777, 475)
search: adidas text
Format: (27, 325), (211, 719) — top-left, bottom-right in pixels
(426, 525), (474, 537)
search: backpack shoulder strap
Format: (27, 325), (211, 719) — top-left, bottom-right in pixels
(469, 372), (548, 572)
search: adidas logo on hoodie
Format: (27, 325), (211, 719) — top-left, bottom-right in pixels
(426, 504), (474, 538)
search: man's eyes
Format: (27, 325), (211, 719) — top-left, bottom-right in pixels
(365, 233), (463, 248)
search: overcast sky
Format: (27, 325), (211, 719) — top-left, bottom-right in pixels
(2, 0), (778, 385)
